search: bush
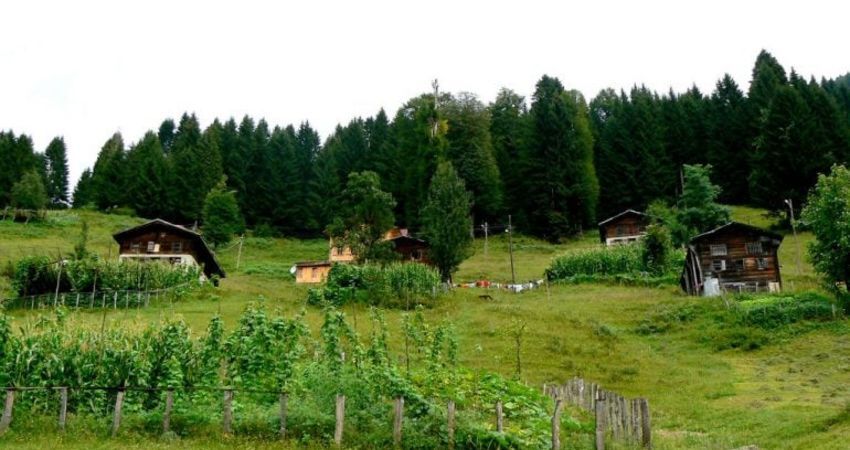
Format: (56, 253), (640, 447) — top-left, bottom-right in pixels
(11, 256), (202, 297)
(307, 263), (441, 309)
(546, 242), (684, 285)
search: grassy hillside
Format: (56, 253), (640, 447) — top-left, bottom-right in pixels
(1, 208), (849, 449)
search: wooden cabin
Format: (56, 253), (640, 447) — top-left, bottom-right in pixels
(680, 222), (783, 296)
(598, 209), (649, 245)
(112, 219), (225, 280)
(294, 227), (431, 284)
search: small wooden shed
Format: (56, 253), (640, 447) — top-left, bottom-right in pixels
(598, 209), (649, 245)
(680, 222), (783, 296)
(294, 260), (332, 284)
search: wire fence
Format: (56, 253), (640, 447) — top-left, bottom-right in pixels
(0, 284), (193, 310)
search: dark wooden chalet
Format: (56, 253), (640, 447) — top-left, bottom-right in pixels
(680, 222), (782, 296)
(386, 229), (430, 264)
(112, 219), (225, 280)
(598, 209), (649, 245)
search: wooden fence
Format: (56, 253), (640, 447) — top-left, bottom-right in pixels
(1, 286), (188, 310)
(0, 384), (594, 448)
(545, 377), (651, 449)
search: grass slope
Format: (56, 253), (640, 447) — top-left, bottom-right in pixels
(0, 208), (848, 449)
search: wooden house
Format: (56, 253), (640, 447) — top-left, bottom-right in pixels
(293, 227), (430, 284)
(680, 222), (783, 296)
(112, 219), (225, 280)
(598, 209), (649, 245)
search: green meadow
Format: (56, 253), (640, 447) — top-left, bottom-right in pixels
(1, 208), (848, 449)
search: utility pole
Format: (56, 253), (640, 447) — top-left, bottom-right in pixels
(431, 79), (440, 138)
(236, 234), (244, 270)
(483, 222), (489, 257)
(507, 215), (516, 285)
(785, 199), (803, 276)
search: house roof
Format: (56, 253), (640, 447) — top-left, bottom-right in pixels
(598, 209), (648, 227)
(386, 234), (429, 247)
(295, 260), (332, 268)
(690, 222), (784, 243)
(112, 219), (225, 278)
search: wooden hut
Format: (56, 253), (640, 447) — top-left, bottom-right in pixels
(680, 222), (783, 296)
(294, 260), (332, 284)
(598, 209), (649, 245)
(112, 219), (225, 280)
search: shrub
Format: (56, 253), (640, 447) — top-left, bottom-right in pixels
(307, 263), (441, 309)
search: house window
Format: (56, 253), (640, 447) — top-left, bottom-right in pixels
(757, 258), (768, 270)
(746, 242), (764, 255)
(616, 225), (626, 236)
(172, 241), (183, 253)
(712, 260), (726, 272)
(131, 242), (140, 252)
(146, 241), (156, 252)
(710, 244), (727, 256)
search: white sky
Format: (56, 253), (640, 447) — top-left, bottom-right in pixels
(1, 0), (849, 187)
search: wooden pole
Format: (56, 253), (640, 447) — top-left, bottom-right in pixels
(483, 222), (489, 256)
(54, 259), (63, 306)
(447, 400), (456, 450)
(223, 389), (233, 434)
(551, 398), (563, 450)
(639, 398), (652, 449)
(595, 392), (606, 450)
(163, 389), (174, 433)
(111, 389), (124, 437)
(279, 393), (288, 439)
(393, 396), (404, 447)
(0, 388), (15, 434)
(495, 400), (504, 433)
(508, 215), (516, 285)
(334, 394), (345, 446)
(236, 234), (244, 270)
(58, 387), (68, 431)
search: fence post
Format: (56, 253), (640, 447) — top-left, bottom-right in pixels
(393, 396), (404, 446)
(447, 400), (456, 450)
(0, 388), (15, 434)
(223, 389), (233, 434)
(639, 398), (652, 449)
(58, 387), (68, 431)
(279, 393), (288, 439)
(495, 400), (504, 433)
(595, 392), (606, 450)
(112, 291), (117, 309)
(111, 389), (124, 437)
(551, 398), (563, 450)
(163, 389), (174, 433)
(334, 394), (345, 446)
(75, 293), (80, 309)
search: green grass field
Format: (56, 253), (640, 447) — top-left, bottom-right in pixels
(1, 208), (849, 449)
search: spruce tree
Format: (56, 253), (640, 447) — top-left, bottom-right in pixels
(420, 161), (474, 282)
(72, 168), (95, 208)
(126, 131), (171, 218)
(170, 113), (223, 221)
(90, 133), (127, 210)
(524, 76), (598, 240)
(489, 88), (528, 223)
(707, 74), (749, 202)
(44, 137), (69, 206)
(443, 92), (503, 221)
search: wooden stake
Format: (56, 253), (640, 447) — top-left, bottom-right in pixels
(639, 398), (652, 449)
(447, 400), (456, 450)
(334, 394), (345, 446)
(551, 398), (563, 450)
(58, 387), (68, 431)
(279, 393), (288, 439)
(595, 393), (606, 450)
(393, 396), (404, 446)
(222, 389), (233, 434)
(495, 400), (504, 433)
(0, 388), (15, 434)
(111, 390), (124, 437)
(163, 389), (174, 433)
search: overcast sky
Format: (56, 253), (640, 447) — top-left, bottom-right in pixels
(2, 0), (848, 187)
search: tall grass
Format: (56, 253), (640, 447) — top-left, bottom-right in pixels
(545, 243), (684, 286)
(308, 263), (441, 308)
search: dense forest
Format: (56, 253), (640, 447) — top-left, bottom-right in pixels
(2, 50), (850, 241)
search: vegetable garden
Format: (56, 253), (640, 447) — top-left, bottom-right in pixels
(0, 305), (594, 448)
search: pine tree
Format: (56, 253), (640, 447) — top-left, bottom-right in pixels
(72, 168), (95, 208)
(524, 76), (598, 240)
(443, 92), (503, 221)
(420, 161), (474, 282)
(125, 131), (171, 218)
(707, 74), (750, 202)
(170, 113), (223, 221)
(489, 88), (528, 223)
(44, 137), (69, 206)
(202, 176), (244, 248)
(90, 133), (127, 210)
(0, 131), (40, 207)
(158, 119), (176, 153)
